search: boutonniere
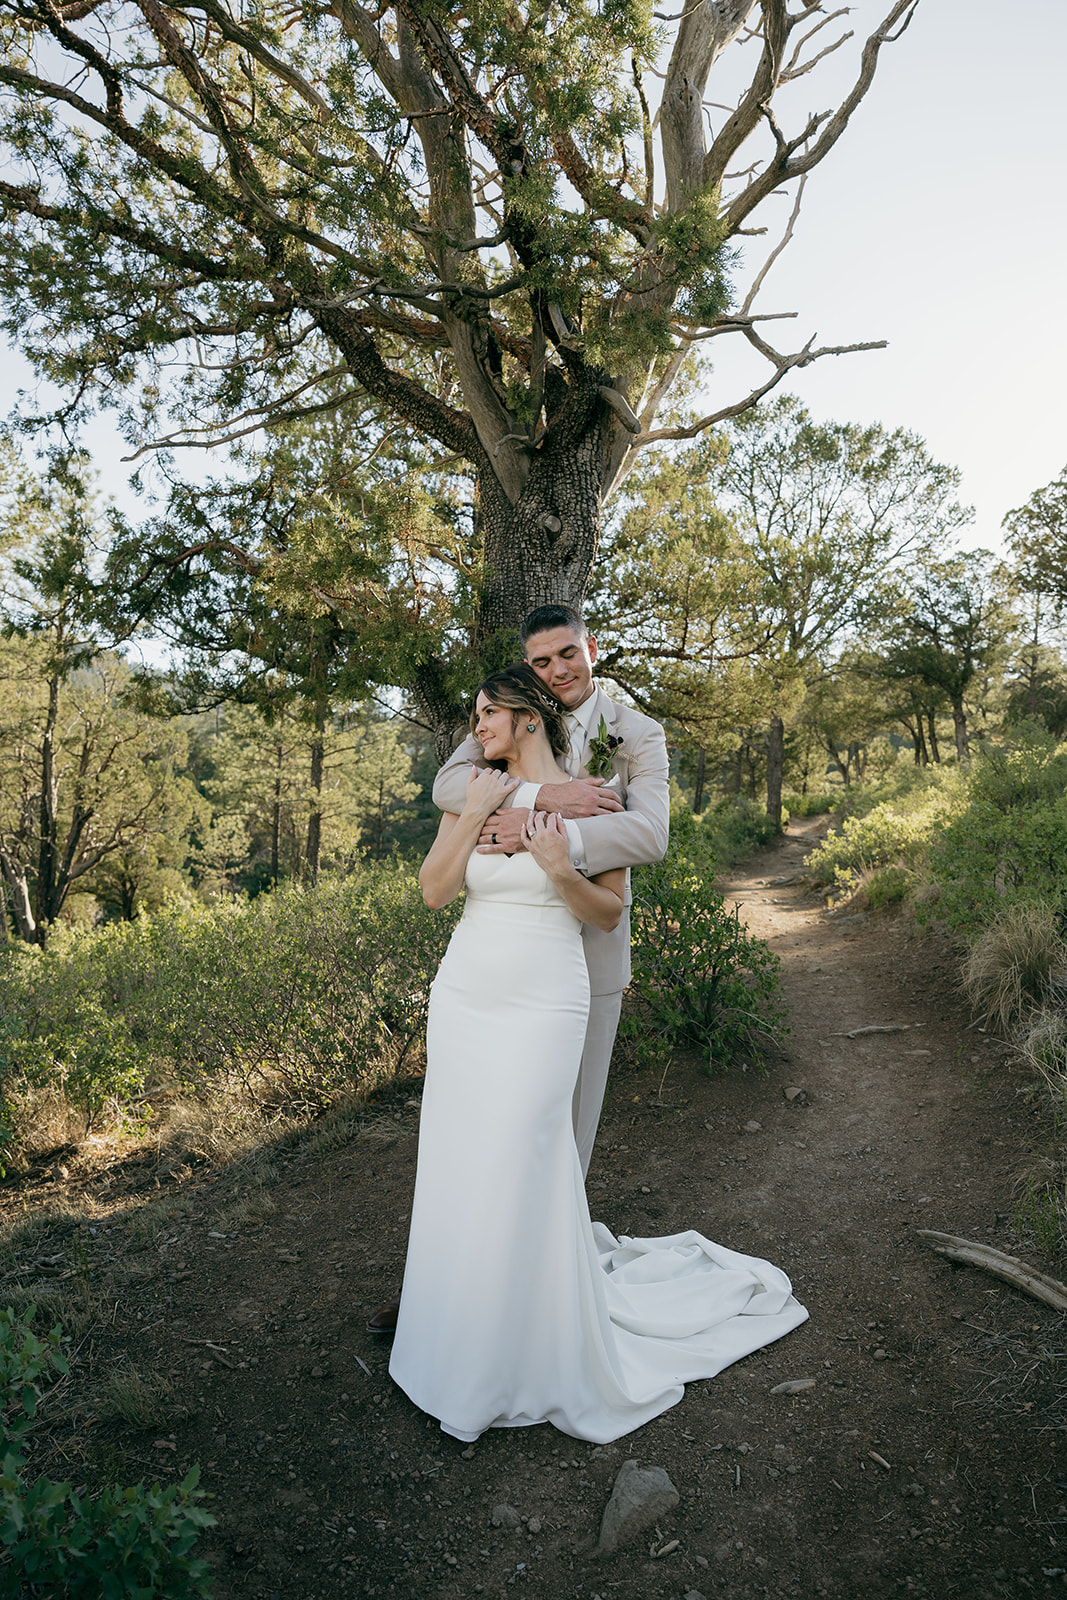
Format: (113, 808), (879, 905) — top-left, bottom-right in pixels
(586, 715), (624, 778)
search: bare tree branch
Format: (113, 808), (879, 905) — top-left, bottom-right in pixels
(741, 172), (806, 315)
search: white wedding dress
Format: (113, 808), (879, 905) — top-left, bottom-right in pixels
(388, 849), (807, 1444)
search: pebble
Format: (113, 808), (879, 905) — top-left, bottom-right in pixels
(873, 1349), (888, 1360)
(527, 1517), (541, 1534)
(491, 1505), (521, 1529)
(744, 1120), (762, 1133)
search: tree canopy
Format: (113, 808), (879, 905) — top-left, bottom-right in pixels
(0, 0), (918, 738)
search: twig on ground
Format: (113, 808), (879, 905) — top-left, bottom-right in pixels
(832, 1024), (913, 1037)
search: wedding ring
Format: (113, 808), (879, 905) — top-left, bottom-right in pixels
(491, 833), (497, 845)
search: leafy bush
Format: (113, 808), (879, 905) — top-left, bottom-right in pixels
(623, 836), (787, 1071)
(806, 794), (952, 893)
(676, 793), (778, 871)
(0, 867), (459, 1155)
(863, 864), (911, 910)
(0, 1306), (216, 1598)
(699, 795), (780, 865)
(782, 790), (841, 818)
(928, 745), (1067, 931)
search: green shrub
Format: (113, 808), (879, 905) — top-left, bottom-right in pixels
(928, 745), (1067, 931)
(0, 1306), (68, 1454)
(0, 867), (460, 1150)
(806, 795), (950, 892)
(782, 790), (841, 818)
(864, 864), (911, 910)
(676, 793), (777, 871)
(622, 838), (787, 1070)
(0, 1306), (215, 1597)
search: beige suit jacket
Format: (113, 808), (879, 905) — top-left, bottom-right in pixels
(431, 685), (670, 994)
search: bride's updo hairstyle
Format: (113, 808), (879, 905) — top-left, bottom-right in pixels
(471, 665), (570, 765)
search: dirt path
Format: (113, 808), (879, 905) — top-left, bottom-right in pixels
(8, 823), (1065, 1599)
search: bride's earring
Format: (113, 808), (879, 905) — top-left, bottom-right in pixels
(527, 722), (537, 732)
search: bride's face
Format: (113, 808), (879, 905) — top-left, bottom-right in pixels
(474, 693), (519, 762)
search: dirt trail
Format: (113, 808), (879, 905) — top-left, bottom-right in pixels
(8, 822), (1065, 1599)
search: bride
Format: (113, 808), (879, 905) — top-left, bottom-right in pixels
(388, 664), (807, 1445)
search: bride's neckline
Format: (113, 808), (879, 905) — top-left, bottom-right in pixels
(505, 762), (573, 784)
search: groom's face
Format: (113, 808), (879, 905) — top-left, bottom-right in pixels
(524, 625), (597, 710)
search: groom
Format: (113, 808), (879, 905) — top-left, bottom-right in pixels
(432, 603), (670, 1175)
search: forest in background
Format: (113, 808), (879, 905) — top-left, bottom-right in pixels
(3, 402), (1067, 942)
(4, 404), (1067, 1179)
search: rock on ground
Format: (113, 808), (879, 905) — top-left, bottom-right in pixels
(596, 1458), (679, 1555)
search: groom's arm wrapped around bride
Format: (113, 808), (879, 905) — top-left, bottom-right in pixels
(432, 688), (669, 881)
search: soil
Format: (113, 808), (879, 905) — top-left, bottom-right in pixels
(5, 818), (1066, 1600)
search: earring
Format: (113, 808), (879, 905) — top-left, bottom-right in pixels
(527, 722), (537, 732)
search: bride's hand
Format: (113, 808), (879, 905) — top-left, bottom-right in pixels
(520, 810), (572, 875)
(461, 766), (519, 823)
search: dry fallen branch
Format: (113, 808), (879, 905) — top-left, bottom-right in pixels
(917, 1231), (1067, 1313)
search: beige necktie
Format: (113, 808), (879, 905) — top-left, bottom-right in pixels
(564, 713), (582, 776)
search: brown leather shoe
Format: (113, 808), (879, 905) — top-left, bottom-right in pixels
(367, 1296), (400, 1334)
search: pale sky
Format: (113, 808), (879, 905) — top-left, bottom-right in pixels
(3, 0), (1064, 552)
(707, 0), (1067, 550)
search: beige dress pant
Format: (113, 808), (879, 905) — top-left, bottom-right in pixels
(572, 991), (624, 1178)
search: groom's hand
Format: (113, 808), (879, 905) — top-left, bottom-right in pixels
(537, 779), (623, 818)
(476, 808), (529, 854)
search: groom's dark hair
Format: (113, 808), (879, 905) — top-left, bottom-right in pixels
(519, 603), (587, 647)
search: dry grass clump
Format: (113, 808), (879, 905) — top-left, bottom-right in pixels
(4, 1085), (89, 1170)
(215, 1191), (277, 1230)
(103, 1362), (183, 1429)
(153, 1093), (277, 1169)
(961, 904), (1067, 1034)
(1, 1280), (103, 1337)
(1019, 1012), (1067, 1099)
(0, 1203), (88, 1267)
(126, 1195), (183, 1246)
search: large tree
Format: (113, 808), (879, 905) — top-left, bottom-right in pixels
(0, 0), (918, 744)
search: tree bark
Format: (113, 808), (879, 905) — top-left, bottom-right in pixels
(952, 699), (970, 763)
(0, 856), (37, 943)
(305, 734), (324, 886)
(34, 672), (61, 944)
(692, 744), (706, 815)
(926, 711), (941, 765)
(271, 740), (283, 887)
(408, 413), (613, 753)
(766, 715), (785, 831)
(902, 715), (928, 766)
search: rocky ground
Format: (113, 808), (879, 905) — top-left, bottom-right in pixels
(4, 819), (1065, 1599)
